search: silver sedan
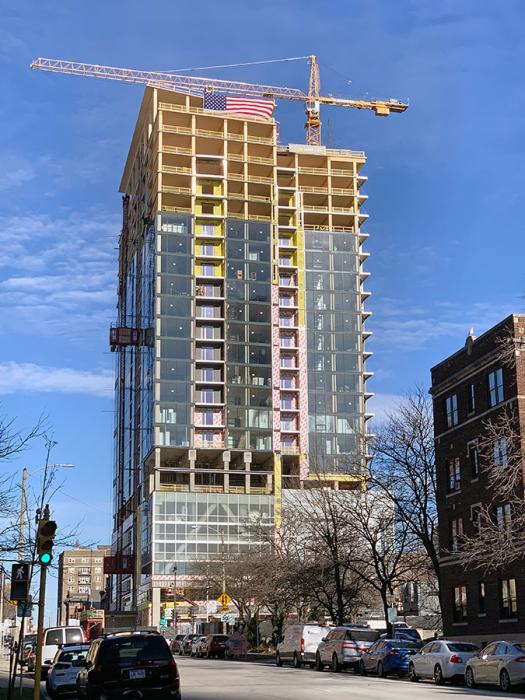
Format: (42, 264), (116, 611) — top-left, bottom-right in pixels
(409, 639), (479, 684)
(465, 640), (525, 692)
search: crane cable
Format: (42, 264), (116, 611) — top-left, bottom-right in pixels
(163, 55), (311, 74)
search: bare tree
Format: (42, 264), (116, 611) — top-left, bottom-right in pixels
(370, 389), (441, 609)
(0, 412), (45, 555)
(281, 485), (368, 625)
(346, 487), (420, 636)
(456, 406), (525, 571)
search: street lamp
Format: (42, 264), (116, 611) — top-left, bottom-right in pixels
(18, 463), (75, 560)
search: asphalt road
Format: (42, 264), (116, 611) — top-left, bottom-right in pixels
(177, 656), (525, 700)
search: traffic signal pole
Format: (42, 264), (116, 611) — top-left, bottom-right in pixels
(32, 564), (47, 700)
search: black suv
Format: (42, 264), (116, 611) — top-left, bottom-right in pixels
(76, 631), (181, 699)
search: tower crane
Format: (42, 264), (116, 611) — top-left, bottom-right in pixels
(30, 55), (408, 146)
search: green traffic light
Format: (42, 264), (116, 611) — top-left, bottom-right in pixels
(39, 553), (52, 565)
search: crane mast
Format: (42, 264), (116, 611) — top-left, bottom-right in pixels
(30, 55), (408, 145)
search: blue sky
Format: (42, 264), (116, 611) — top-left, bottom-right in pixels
(1, 0), (524, 620)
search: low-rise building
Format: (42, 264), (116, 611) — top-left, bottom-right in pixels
(430, 314), (525, 642)
(57, 545), (111, 625)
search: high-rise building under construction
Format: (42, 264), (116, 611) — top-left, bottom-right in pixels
(110, 87), (373, 624)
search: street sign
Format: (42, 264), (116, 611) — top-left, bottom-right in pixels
(11, 562), (30, 601)
(217, 592), (232, 607)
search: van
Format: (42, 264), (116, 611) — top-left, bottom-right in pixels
(42, 626), (85, 670)
(276, 623), (331, 668)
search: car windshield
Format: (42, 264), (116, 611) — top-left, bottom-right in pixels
(390, 641), (421, 650)
(447, 643), (479, 652)
(347, 630), (379, 642)
(59, 649), (88, 667)
(98, 636), (171, 665)
(514, 644), (525, 652)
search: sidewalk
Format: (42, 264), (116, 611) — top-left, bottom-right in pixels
(0, 653), (35, 695)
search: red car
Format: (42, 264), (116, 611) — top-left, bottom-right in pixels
(203, 634), (229, 659)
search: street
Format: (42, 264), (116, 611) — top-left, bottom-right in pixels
(177, 656), (525, 700)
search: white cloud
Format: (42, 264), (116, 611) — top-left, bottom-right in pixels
(0, 362), (113, 398)
(370, 299), (517, 351)
(0, 211), (118, 337)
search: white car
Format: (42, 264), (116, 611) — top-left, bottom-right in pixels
(191, 635), (207, 657)
(46, 643), (90, 698)
(466, 640), (525, 692)
(409, 640), (480, 685)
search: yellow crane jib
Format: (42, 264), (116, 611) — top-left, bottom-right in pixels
(30, 56), (408, 145)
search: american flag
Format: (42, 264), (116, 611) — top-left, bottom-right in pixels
(204, 93), (275, 119)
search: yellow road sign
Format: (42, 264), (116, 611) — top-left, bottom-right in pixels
(217, 592), (232, 606)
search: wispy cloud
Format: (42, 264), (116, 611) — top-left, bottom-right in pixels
(0, 362), (113, 397)
(0, 211), (118, 337)
(371, 299), (517, 351)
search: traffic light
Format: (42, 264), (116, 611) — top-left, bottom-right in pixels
(36, 518), (57, 565)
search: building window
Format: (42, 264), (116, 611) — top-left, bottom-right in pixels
(468, 442), (480, 478)
(78, 586), (90, 594)
(488, 367), (504, 407)
(68, 558), (75, 563)
(201, 264), (215, 276)
(279, 256), (292, 267)
(279, 314), (295, 327)
(471, 504), (482, 533)
(467, 383), (476, 413)
(450, 518), (464, 552)
(496, 503), (511, 532)
(280, 334), (295, 348)
(280, 376), (295, 389)
(478, 582), (486, 614)
(280, 356), (295, 369)
(201, 410), (215, 426)
(493, 437), (508, 467)
(445, 394), (459, 428)
(67, 577), (74, 583)
(499, 578), (517, 618)
(202, 244), (216, 256)
(94, 568), (102, 574)
(453, 585), (467, 621)
(447, 458), (461, 492)
(281, 396), (295, 410)
(201, 431), (215, 444)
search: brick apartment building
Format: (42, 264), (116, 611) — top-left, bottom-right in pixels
(57, 545), (111, 625)
(430, 314), (525, 643)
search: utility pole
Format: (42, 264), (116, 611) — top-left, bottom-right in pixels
(33, 504), (55, 700)
(172, 566), (177, 634)
(18, 468), (27, 561)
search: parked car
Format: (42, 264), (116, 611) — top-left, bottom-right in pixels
(41, 627), (85, 675)
(465, 640), (525, 692)
(360, 639), (421, 678)
(21, 635), (37, 670)
(202, 634), (229, 659)
(190, 636), (207, 657)
(46, 643), (90, 699)
(170, 634), (185, 655)
(316, 625), (380, 673)
(76, 631), (181, 700)
(276, 624), (330, 668)
(409, 639), (480, 685)
(181, 633), (200, 656)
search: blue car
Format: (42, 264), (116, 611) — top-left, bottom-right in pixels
(360, 639), (421, 678)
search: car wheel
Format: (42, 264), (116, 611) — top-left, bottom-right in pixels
(332, 654), (341, 673)
(433, 664), (444, 685)
(293, 653), (302, 669)
(465, 667), (476, 689)
(276, 652), (282, 667)
(359, 660), (367, 676)
(408, 663), (419, 682)
(377, 661), (386, 678)
(500, 669), (512, 692)
(315, 653), (323, 672)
